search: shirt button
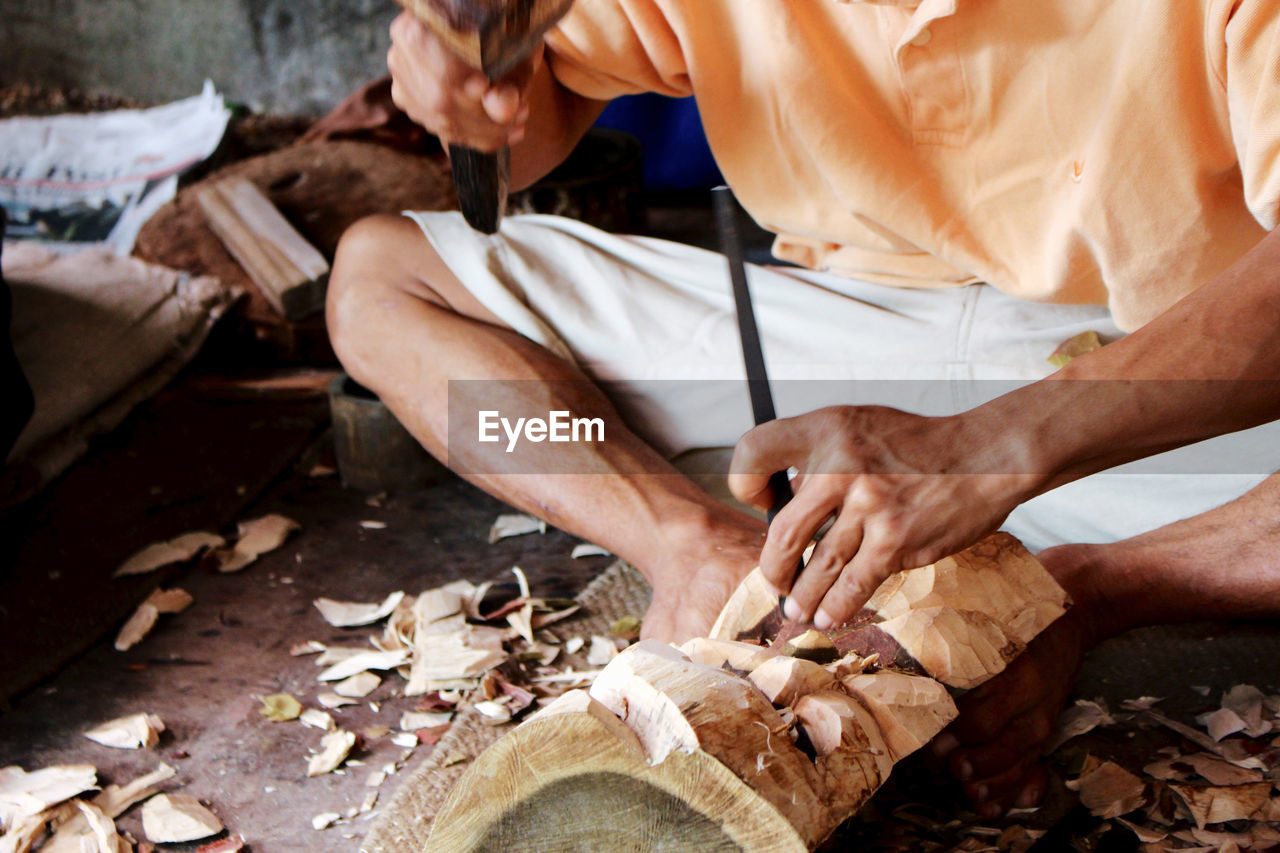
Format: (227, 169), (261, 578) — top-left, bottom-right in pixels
(910, 28), (933, 47)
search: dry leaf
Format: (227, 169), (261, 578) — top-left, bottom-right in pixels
(113, 532), (225, 578)
(84, 714), (165, 749)
(313, 591), (405, 628)
(258, 694), (302, 722)
(307, 731), (357, 777)
(332, 672), (381, 698)
(487, 513), (545, 544)
(141, 793), (223, 843)
(571, 543), (610, 559)
(216, 514), (299, 573)
(1065, 758), (1147, 818)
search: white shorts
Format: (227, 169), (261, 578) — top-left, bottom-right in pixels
(405, 211), (1275, 551)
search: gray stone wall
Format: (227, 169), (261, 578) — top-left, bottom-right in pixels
(1, 0), (398, 115)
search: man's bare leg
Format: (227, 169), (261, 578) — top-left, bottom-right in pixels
(327, 215), (767, 641)
(933, 472), (1280, 816)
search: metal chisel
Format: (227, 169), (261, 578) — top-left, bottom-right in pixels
(713, 186), (794, 523)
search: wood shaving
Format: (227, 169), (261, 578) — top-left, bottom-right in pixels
(332, 672), (381, 698)
(586, 635), (619, 666)
(487, 513), (545, 544)
(1047, 698), (1116, 753)
(113, 532), (225, 578)
(1198, 707), (1247, 742)
(317, 692), (359, 709)
(140, 793), (223, 843)
(474, 700), (512, 726)
(215, 514), (299, 573)
(317, 648), (410, 682)
(113, 587), (194, 652)
(307, 731), (357, 777)
(84, 714), (165, 749)
(91, 764), (176, 818)
(313, 591), (405, 628)
(0, 764), (98, 829)
(399, 711), (452, 731)
(1064, 757), (1147, 818)
(299, 709), (335, 731)
(1168, 781), (1274, 829)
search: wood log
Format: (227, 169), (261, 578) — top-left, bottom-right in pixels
(424, 533), (1067, 850)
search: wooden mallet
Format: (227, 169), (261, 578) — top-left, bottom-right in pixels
(395, 0), (575, 233)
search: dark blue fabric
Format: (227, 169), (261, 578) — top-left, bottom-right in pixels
(595, 94), (723, 191)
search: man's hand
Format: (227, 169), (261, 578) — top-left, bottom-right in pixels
(387, 11), (540, 152)
(728, 406), (1039, 628)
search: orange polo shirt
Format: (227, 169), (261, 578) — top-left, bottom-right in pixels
(545, 0), (1280, 331)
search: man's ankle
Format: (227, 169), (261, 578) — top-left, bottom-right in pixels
(1038, 542), (1139, 648)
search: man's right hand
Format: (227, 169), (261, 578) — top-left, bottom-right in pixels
(387, 11), (541, 153)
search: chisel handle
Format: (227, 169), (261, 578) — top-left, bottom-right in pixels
(448, 143), (510, 234)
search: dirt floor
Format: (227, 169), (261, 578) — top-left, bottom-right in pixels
(2, 190), (1280, 851)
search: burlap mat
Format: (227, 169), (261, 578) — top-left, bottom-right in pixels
(361, 560), (653, 852)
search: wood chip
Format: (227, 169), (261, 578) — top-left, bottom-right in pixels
(586, 635), (618, 666)
(311, 812), (341, 830)
(84, 714), (165, 749)
(358, 520), (387, 530)
(1168, 782), (1274, 829)
(571, 543), (610, 558)
(332, 672), (382, 698)
(307, 731), (357, 777)
(114, 532), (225, 578)
(114, 587), (195, 652)
(0, 764), (98, 828)
(365, 770), (386, 789)
(1048, 330), (1102, 367)
(141, 793), (223, 843)
(390, 732), (418, 749)
(196, 835), (246, 853)
(317, 649), (410, 682)
(299, 709), (335, 731)
(399, 711), (453, 731)
(1221, 685), (1271, 737)
(215, 514), (299, 573)
(91, 763), (177, 818)
(313, 591), (405, 628)
(1065, 758), (1147, 818)
(487, 513), (545, 544)
(258, 694), (302, 722)
(290, 640), (326, 656)
(317, 692), (358, 709)
(1198, 707), (1247, 742)
(474, 700), (513, 726)
(1048, 698), (1116, 752)
(564, 636), (585, 655)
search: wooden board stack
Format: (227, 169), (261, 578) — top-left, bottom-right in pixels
(425, 532), (1070, 851)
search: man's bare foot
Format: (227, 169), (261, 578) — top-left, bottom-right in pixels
(929, 543), (1123, 817)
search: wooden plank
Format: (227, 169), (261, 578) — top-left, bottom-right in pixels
(196, 178), (329, 320)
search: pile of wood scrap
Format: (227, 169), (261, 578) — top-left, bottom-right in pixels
(422, 532), (1072, 850)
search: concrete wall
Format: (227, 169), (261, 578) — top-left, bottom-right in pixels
(1, 0), (398, 115)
